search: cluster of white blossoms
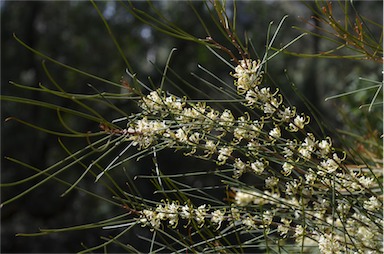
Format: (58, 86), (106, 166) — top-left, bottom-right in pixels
(140, 199), (278, 232)
(139, 201), (219, 230)
(122, 59), (382, 253)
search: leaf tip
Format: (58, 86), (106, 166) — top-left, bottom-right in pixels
(5, 117), (15, 122)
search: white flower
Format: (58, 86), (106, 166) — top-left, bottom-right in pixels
(230, 207), (241, 221)
(269, 126), (281, 140)
(278, 107), (295, 122)
(237, 59), (261, 74)
(141, 90), (163, 112)
(301, 133), (316, 153)
(336, 202), (351, 215)
(363, 196), (381, 211)
(180, 204), (193, 220)
(277, 224), (289, 237)
(251, 160), (266, 174)
(127, 117), (169, 148)
(251, 120), (263, 132)
(282, 162), (294, 176)
(258, 87), (272, 102)
(288, 114), (308, 132)
(357, 175), (374, 189)
(155, 204), (167, 221)
(319, 158), (339, 174)
(151, 120), (167, 134)
(263, 98), (279, 114)
(155, 201), (179, 226)
(135, 117), (150, 133)
(265, 176), (279, 189)
(355, 225), (378, 250)
(245, 89), (259, 105)
(305, 169), (317, 184)
(140, 210), (161, 230)
(262, 210), (274, 226)
(181, 107), (200, 121)
(285, 179), (300, 195)
(233, 59), (262, 94)
(195, 204), (207, 226)
(165, 95), (183, 112)
(293, 115), (306, 129)
(211, 209), (225, 229)
(234, 158), (247, 177)
(298, 147), (312, 160)
(318, 233), (342, 254)
(242, 216), (256, 229)
(234, 127), (247, 141)
(204, 140), (217, 156)
(318, 139), (332, 156)
(235, 191), (256, 206)
(175, 128), (188, 142)
(293, 225), (305, 242)
(219, 109), (235, 126)
(188, 132), (201, 144)
(206, 108), (219, 121)
(166, 202), (179, 226)
(217, 146), (233, 164)
(332, 153), (343, 163)
(282, 146), (294, 159)
(277, 218), (291, 237)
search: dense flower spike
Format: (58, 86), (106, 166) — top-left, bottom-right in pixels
(127, 59), (382, 254)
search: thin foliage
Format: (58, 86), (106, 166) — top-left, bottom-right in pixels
(1, 1), (382, 253)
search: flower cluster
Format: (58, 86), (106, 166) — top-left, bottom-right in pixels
(139, 201), (222, 230)
(139, 199), (279, 232)
(115, 59), (382, 254)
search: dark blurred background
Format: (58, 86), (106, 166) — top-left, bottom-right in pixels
(1, 1), (382, 253)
